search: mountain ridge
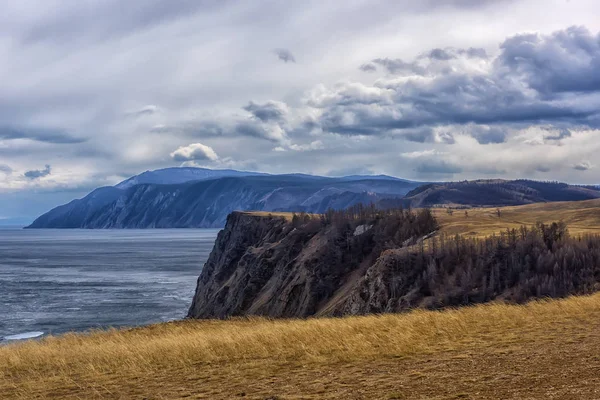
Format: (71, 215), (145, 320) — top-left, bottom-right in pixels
(27, 170), (421, 229)
(26, 168), (600, 229)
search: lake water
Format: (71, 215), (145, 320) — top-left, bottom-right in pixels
(0, 228), (219, 342)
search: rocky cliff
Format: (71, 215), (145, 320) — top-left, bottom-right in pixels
(187, 209), (439, 318)
(189, 208), (600, 319)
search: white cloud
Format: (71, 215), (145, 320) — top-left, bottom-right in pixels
(289, 140), (324, 152)
(170, 143), (219, 162)
(401, 149), (444, 159)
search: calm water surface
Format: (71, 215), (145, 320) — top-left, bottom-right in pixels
(0, 228), (219, 342)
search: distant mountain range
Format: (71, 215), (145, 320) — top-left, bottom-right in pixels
(26, 168), (600, 229)
(27, 168), (422, 228)
(394, 180), (600, 208)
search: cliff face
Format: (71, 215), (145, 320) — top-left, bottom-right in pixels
(187, 210), (438, 318)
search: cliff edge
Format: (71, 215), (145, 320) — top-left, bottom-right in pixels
(187, 209), (438, 318)
(188, 206), (600, 319)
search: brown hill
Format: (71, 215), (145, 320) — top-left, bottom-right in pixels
(434, 198), (600, 238)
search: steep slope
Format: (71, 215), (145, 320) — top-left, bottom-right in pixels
(188, 209), (439, 318)
(28, 175), (420, 228)
(188, 203), (600, 319)
(25, 187), (122, 228)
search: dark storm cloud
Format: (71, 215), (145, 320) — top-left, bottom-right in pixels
(402, 128), (436, 143)
(274, 48), (296, 63)
(415, 161), (462, 175)
(535, 166), (552, 173)
(312, 27), (600, 143)
(24, 165), (51, 179)
(463, 47), (488, 58)
(545, 128), (571, 141)
(426, 48), (455, 60)
(359, 63), (377, 72)
(243, 101), (287, 122)
(469, 126), (508, 144)
(573, 161), (592, 171)
(421, 47), (488, 60)
(498, 26), (600, 95)
(234, 121), (283, 142)
(372, 58), (425, 75)
(0, 127), (85, 144)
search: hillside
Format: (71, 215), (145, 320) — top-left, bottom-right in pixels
(27, 172), (421, 229)
(435, 198), (600, 238)
(399, 179), (600, 208)
(3, 294), (600, 399)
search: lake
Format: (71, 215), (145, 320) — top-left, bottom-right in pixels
(0, 228), (219, 342)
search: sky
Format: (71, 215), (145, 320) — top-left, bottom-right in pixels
(2, 0), (600, 220)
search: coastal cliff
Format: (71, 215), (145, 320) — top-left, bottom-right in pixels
(188, 207), (600, 319)
(187, 209), (439, 318)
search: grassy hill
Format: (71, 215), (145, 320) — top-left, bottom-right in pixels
(2, 294), (600, 399)
(247, 199), (600, 237)
(434, 199), (600, 238)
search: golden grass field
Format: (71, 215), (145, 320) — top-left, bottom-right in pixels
(4, 200), (600, 399)
(3, 294), (600, 399)
(434, 199), (600, 238)
(245, 199), (600, 238)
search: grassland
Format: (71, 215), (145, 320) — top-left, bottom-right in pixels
(434, 199), (600, 238)
(244, 199), (600, 237)
(238, 210), (297, 220)
(3, 294), (600, 399)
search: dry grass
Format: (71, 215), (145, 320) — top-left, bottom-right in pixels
(434, 199), (600, 238)
(245, 199), (600, 237)
(4, 294), (600, 399)
(238, 211), (300, 221)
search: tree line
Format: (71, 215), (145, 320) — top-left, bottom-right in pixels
(383, 222), (600, 310)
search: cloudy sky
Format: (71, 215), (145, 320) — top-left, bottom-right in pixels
(2, 0), (600, 220)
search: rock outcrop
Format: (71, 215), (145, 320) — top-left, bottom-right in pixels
(189, 208), (600, 319)
(187, 209), (439, 318)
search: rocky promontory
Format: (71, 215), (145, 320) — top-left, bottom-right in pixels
(188, 205), (600, 319)
(187, 208), (439, 318)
